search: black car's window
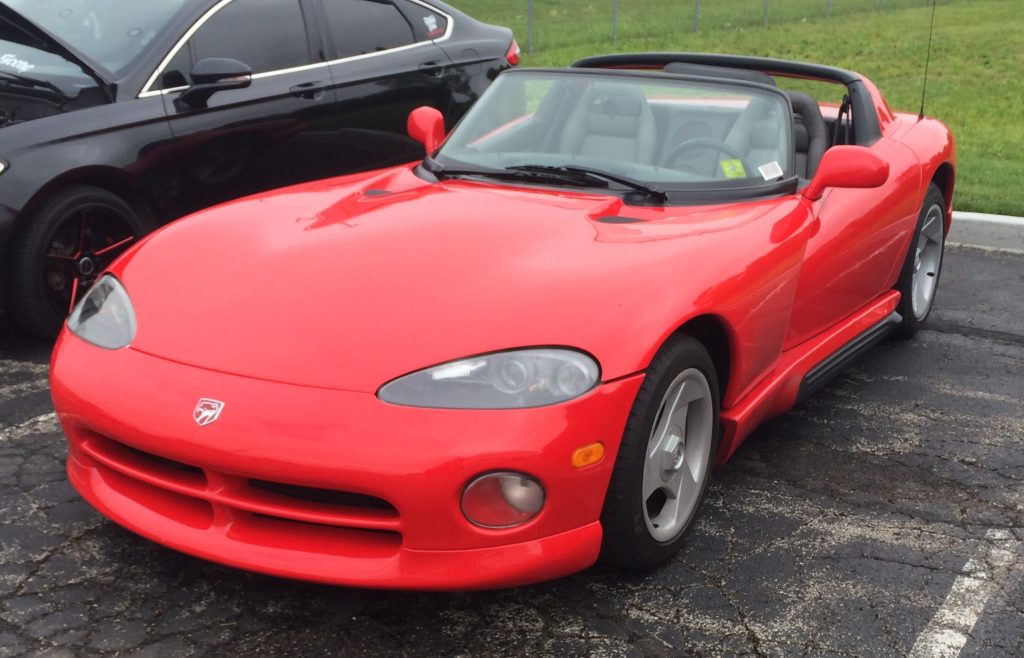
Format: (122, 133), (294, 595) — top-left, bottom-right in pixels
(174, 0), (312, 82)
(321, 0), (416, 59)
(397, 0), (449, 41)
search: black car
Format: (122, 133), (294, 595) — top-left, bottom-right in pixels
(0, 0), (517, 337)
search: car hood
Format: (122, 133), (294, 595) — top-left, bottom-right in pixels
(0, 5), (111, 91)
(117, 166), (791, 391)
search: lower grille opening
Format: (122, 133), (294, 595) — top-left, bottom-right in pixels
(248, 479), (395, 511)
(116, 441), (205, 477)
(250, 513), (396, 534)
(77, 429), (206, 488)
(236, 512), (402, 556)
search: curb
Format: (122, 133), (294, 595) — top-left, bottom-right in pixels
(949, 211), (1023, 253)
(953, 211), (1024, 227)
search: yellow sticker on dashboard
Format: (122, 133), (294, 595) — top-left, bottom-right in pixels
(720, 159), (747, 178)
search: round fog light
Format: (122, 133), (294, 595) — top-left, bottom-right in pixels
(462, 472), (545, 528)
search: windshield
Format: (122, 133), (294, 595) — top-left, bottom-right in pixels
(5, 0), (189, 77)
(435, 70), (794, 192)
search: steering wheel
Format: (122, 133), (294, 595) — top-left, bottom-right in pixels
(663, 138), (754, 179)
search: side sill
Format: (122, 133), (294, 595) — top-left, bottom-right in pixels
(797, 311), (902, 403)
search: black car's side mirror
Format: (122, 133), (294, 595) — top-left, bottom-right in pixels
(175, 58), (252, 110)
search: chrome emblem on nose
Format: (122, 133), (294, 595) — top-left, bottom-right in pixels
(193, 398), (225, 426)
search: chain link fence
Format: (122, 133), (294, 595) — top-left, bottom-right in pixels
(456, 0), (961, 55)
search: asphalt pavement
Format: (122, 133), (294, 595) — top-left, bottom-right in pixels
(1, 243), (1022, 657)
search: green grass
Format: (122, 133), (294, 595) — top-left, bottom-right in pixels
(455, 0), (1023, 215)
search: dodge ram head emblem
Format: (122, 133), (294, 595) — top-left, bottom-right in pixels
(193, 399), (225, 426)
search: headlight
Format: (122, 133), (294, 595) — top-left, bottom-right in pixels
(378, 348), (600, 409)
(67, 275), (136, 349)
(0, 160), (7, 175)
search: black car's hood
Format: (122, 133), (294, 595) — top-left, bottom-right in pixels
(0, 5), (112, 95)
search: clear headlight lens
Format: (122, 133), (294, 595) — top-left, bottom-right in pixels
(378, 348), (600, 409)
(67, 275), (136, 349)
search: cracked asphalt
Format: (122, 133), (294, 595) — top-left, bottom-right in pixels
(1, 245), (1022, 657)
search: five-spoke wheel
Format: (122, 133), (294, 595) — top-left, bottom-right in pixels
(642, 368), (715, 543)
(11, 186), (152, 338)
(601, 335), (720, 569)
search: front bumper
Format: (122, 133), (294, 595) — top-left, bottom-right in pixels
(51, 332), (643, 590)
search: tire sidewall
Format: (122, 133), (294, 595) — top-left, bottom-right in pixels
(600, 335), (721, 569)
(896, 184), (946, 338)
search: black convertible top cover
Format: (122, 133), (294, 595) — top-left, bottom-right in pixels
(663, 62), (777, 88)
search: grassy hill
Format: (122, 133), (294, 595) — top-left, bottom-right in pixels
(456, 0), (1023, 215)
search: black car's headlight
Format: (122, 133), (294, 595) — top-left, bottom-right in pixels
(67, 275), (136, 349)
(378, 348), (600, 409)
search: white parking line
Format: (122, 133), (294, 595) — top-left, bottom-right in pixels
(908, 528), (1019, 658)
(953, 211), (1024, 227)
(0, 412), (58, 444)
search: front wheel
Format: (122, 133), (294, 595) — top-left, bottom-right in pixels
(10, 185), (153, 339)
(895, 184), (946, 338)
(600, 335), (720, 570)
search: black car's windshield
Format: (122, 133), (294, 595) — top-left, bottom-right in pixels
(434, 70), (795, 195)
(5, 0), (189, 77)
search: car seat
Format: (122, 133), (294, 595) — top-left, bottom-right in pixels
(786, 91), (829, 179)
(559, 83), (657, 163)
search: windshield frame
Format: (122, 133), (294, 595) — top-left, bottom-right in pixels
(429, 67), (800, 204)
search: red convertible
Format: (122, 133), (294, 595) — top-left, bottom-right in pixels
(50, 54), (955, 589)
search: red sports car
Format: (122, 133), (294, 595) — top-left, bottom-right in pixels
(50, 53), (955, 590)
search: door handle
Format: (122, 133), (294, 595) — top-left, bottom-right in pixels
(418, 61), (444, 78)
(289, 82), (326, 100)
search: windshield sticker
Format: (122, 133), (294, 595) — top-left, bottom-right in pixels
(720, 159), (747, 179)
(758, 161), (784, 181)
(1, 54), (35, 74)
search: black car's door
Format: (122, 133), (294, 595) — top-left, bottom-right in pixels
(314, 0), (455, 172)
(151, 0), (341, 218)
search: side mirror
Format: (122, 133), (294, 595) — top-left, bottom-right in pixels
(407, 106), (445, 154)
(801, 146), (889, 201)
(176, 58), (252, 110)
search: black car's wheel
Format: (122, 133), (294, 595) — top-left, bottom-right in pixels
(11, 186), (153, 339)
(895, 183), (947, 339)
(601, 335), (720, 570)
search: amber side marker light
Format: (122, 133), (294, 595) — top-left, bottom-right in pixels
(572, 442), (605, 469)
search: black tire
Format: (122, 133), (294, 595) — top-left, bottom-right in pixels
(894, 183), (947, 339)
(600, 334), (720, 570)
(10, 185), (154, 339)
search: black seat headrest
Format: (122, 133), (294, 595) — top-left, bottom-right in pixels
(664, 62), (777, 87)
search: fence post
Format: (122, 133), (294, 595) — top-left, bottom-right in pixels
(527, 0), (533, 54)
(612, 0), (619, 43)
(826, 0), (831, 18)
(764, 0), (769, 26)
(693, 0), (699, 32)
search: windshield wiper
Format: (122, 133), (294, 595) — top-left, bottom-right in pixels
(506, 164), (668, 203)
(0, 71), (68, 103)
(424, 159), (603, 186)
(424, 160), (668, 203)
